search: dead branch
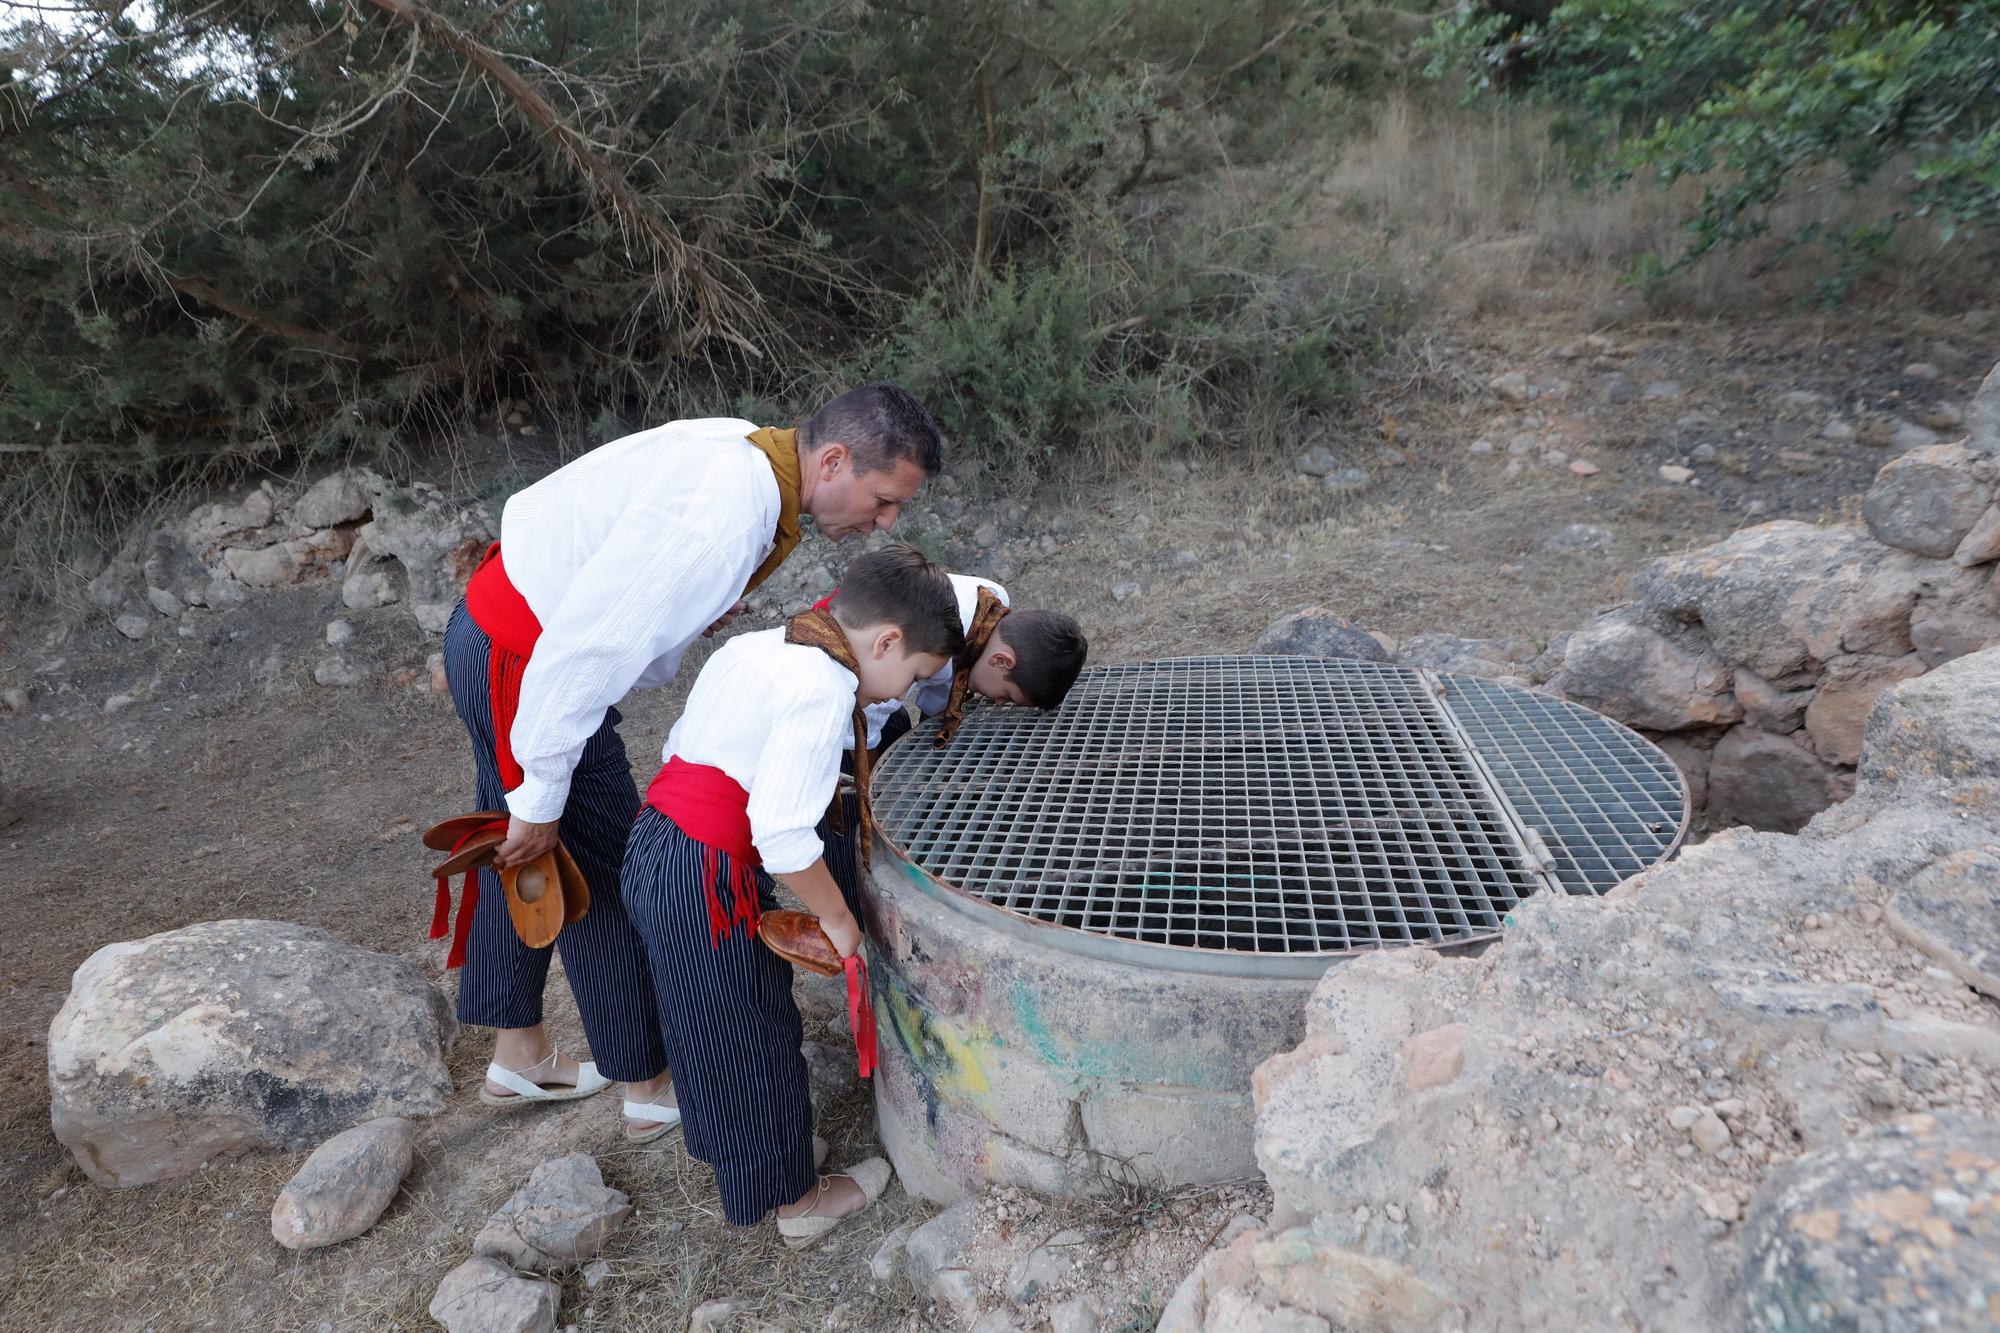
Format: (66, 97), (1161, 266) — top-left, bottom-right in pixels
(154, 271), (372, 360)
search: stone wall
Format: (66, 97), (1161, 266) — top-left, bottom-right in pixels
(1544, 360), (2000, 831)
(1159, 647), (2000, 1333)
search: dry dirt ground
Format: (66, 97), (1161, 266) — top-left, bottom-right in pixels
(0, 308), (1992, 1331)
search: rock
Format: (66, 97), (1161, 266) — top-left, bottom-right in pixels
(929, 1268), (982, 1324)
(1322, 468), (1372, 495)
(270, 1117), (417, 1250)
(427, 651), (448, 694)
(1689, 1110), (1730, 1155)
(1732, 668), (1812, 735)
(1110, 580), (1141, 603)
(904, 1197), (982, 1288)
(1489, 371), (1530, 404)
(1295, 447), (1340, 477)
(1667, 1105), (1702, 1131)
(145, 586), (183, 619)
(1655, 735), (1712, 809)
(353, 479), (492, 633)
(1886, 848), (2000, 999)
(1802, 653), (1926, 766)
(289, 469), (376, 529)
(1736, 1115), (2000, 1333)
(973, 522), (1001, 548)
(1657, 465), (1694, 484)
(1821, 418), (1857, 443)
(1004, 1228), (1083, 1305)
(325, 619), (354, 647)
(1162, 460), (1193, 482)
(1641, 381), (1683, 401)
(1863, 443), (1992, 557)
(1860, 648), (2000, 784)
(1250, 1229), (1454, 1331)
(1507, 432), (1536, 456)
(1548, 610), (1741, 731)
(48, 920), (453, 1187)
(689, 1297), (755, 1331)
(1968, 360), (2000, 458)
(142, 531), (216, 609)
(1253, 610), (1391, 663)
(1568, 459), (1600, 477)
(313, 655), (367, 688)
(1544, 523), (1612, 553)
(1904, 361), (1943, 381)
(103, 691), (142, 715)
(1401, 1024), (1467, 1092)
(2, 686), (27, 715)
(1954, 506), (2000, 566)
(473, 1153), (633, 1272)
(113, 613), (150, 641)
(88, 562), (139, 609)
(342, 566), (402, 610)
(1692, 442), (1718, 462)
(1396, 633), (1528, 680)
(1781, 390), (1829, 409)
(1891, 420), (1943, 450)
(222, 542), (308, 589)
(428, 1257), (558, 1333)
(1909, 563), (2000, 666)
(1047, 1295), (1103, 1333)
(1597, 372), (1634, 404)
(869, 1219), (918, 1282)
(1706, 726), (1842, 832)
(1467, 438), (1494, 456)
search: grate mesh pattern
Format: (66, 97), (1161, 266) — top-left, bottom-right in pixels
(873, 656), (1556, 954)
(1436, 675), (1687, 896)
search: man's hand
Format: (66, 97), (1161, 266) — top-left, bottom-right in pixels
(702, 599), (748, 638)
(822, 910), (863, 960)
(494, 815), (560, 869)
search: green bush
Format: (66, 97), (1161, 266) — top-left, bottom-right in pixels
(1424, 1), (2000, 286)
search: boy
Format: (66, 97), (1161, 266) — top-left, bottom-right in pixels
(621, 545), (964, 1243)
(820, 573), (1088, 899)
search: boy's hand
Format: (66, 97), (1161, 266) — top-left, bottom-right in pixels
(494, 815), (560, 868)
(702, 599), (748, 638)
(823, 911), (863, 960)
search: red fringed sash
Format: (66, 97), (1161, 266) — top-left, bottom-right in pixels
(645, 756), (765, 946)
(463, 543), (544, 793)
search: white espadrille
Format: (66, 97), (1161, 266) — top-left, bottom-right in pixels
(776, 1157), (893, 1250)
(477, 1046), (613, 1107)
(622, 1084), (683, 1143)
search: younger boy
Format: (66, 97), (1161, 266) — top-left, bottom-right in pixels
(621, 544), (964, 1243)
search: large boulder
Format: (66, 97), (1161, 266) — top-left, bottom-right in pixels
(353, 478), (492, 634)
(1548, 609), (1741, 731)
(1252, 609), (1390, 663)
(1801, 652), (1927, 767)
(48, 919), (454, 1187)
(1234, 651), (2000, 1330)
(1629, 522), (1877, 682)
(288, 467), (378, 530)
(1967, 359), (2000, 459)
(1861, 638), (2000, 787)
(1706, 725), (1844, 832)
(1862, 443), (1994, 558)
(1736, 1115), (2000, 1333)
(1909, 562), (2000, 666)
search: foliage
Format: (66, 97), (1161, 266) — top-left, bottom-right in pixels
(1423, 1), (2000, 279)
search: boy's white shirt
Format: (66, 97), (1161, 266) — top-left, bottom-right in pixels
(663, 627), (856, 875)
(496, 418), (779, 823)
(851, 573), (1009, 749)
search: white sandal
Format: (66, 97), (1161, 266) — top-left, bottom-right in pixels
(478, 1046), (612, 1107)
(622, 1085), (683, 1143)
(775, 1157), (893, 1250)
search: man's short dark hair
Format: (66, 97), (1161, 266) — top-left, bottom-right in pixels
(996, 610), (1088, 709)
(832, 544), (965, 659)
(800, 382), (944, 477)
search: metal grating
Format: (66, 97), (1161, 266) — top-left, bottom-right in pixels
(871, 656), (1689, 959)
(1435, 674), (1688, 896)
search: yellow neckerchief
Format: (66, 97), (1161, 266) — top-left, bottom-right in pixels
(784, 607), (875, 872)
(743, 427), (803, 595)
(934, 585), (1009, 748)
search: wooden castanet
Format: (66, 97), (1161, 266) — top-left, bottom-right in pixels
(430, 829), (506, 878)
(552, 842), (591, 925)
(757, 909), (843, 976)
(500, 850), (566, 950)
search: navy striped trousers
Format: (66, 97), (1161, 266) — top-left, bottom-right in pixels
(621, 808), (815, 1225)
(442, 601), (665, 1082)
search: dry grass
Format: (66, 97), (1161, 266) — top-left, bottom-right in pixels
(1309, 94), (1992, 324)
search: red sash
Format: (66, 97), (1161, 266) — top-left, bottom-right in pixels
(464, 543), (544, 793)
(646, 756), (764, 946)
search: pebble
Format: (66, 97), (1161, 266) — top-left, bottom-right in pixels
(1821, 418), (1857, 443)
(1110, 581), (1141, 603)
(1904, 362), (1942, 381)
(973, 522), (1001, 548)
(1657, 465), (1695, 484)
(1692, 442), (1718, 462)
(1509, 433), (1537, 456)
(1744, 500), (1767, 516)
(1690, 1111), (1731, 1156)
(1172, 549), (1200, 568)
(103, 692), (142, 715)
(325, 620), (354, 647)
(2, 687), (27, 715)
(1385, 1203), (1406, 1223)
(1641, 380), (1684, 401)
(1569, 459), (1600, 477)
(1490, 371), (1530, 403)
(314, 655), (367, 688)
(1667, 1106), (1702, 1131)
(1468, 438), (1495, 455)
(114, 613), (150, 641)
(1322, 467), (1373, 495)
(1502, 460), (1524, 480)
(1296, 446), (1340, 477)
(1598, 372), (1634, 404)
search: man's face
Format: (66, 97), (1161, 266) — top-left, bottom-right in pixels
(807, 444), (927, 542)
(966, 641), (1030, 706)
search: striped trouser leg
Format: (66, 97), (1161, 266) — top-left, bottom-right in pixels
(442, 601), (666, 1082)
(621, 808), (815, 1225)
(816, 791), (870, 927)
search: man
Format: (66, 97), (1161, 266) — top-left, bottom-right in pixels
(438, 382), (941, 1137)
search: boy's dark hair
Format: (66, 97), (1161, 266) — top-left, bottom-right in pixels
(800, 381), (944, 477)
(996, 610), (1088, 709)
(832, 544), (965, 659)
